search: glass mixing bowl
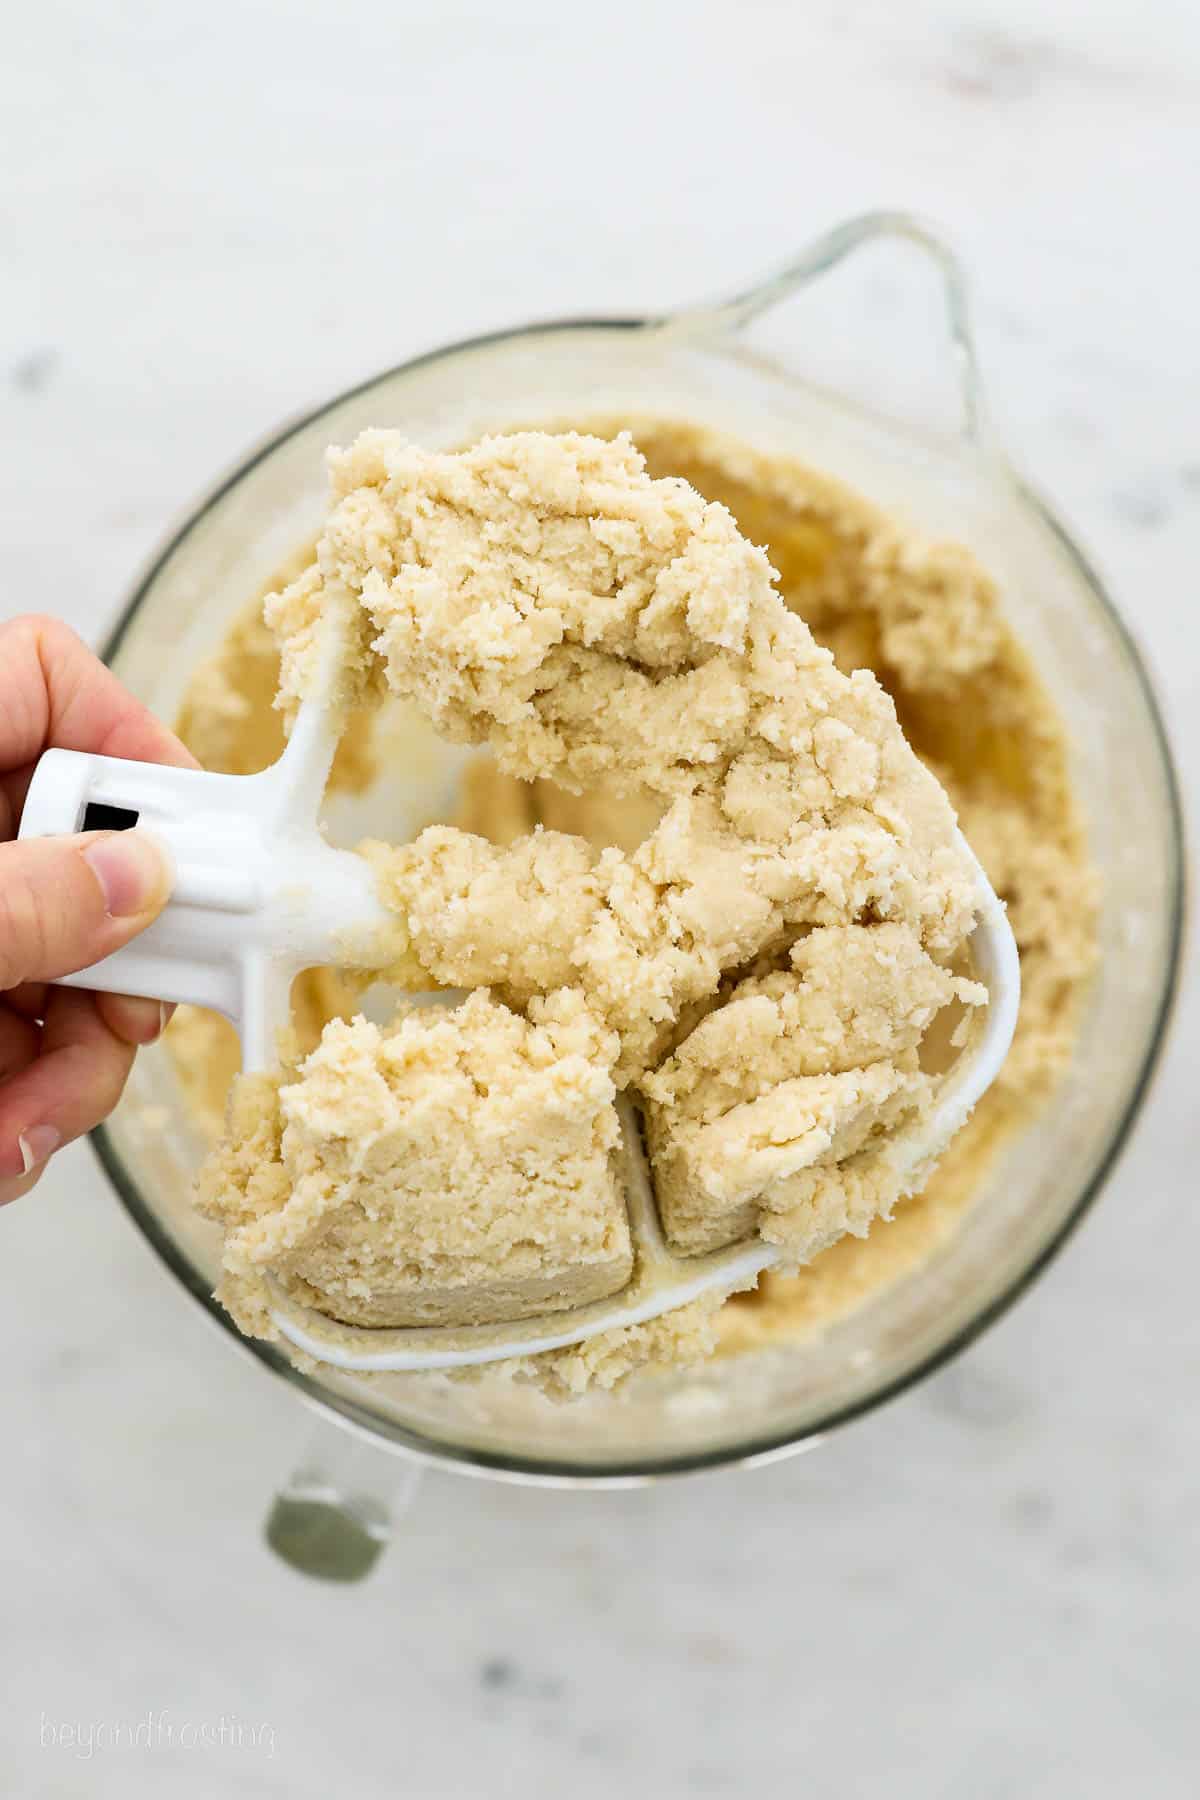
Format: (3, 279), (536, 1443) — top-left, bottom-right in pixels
(91, 215), (1184, 1555)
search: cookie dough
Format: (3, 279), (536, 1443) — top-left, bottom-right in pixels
(196, 989), (630, 1330)
(170, 419), (1097, 1388)
(256, 431), (983, 1271)
(639, 923), (977, 1257)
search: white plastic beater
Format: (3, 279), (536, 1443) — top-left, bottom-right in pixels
(18, 629), (1020, 1373)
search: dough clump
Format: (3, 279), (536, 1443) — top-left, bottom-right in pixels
(197, 989), (630, 1332)
(198, 430), (986, 1350)
(173, 419), (1097, 1393)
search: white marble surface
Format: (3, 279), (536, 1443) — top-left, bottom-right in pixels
(3, 2), (1198, 1794)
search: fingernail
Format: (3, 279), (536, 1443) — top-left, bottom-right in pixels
(18, 1125), (62, 1174)
(115, 995), (169, 1042)
(82, 832), (170, 918)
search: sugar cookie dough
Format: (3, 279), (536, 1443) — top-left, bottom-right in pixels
(223, 431), (984, 1285)
(196, 990), (630, 1330)
(171, 419), (1097, 1391)
(639, 923), (974, 1257)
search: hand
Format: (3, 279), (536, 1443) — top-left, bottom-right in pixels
(0, 615), (196, 1204)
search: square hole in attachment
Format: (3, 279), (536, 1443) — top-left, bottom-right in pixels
(82, 802), (140, 832)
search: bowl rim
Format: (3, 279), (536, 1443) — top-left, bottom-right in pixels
(91, 312), (1189, 1486)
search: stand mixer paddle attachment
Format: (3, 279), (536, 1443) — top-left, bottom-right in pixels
(20, 599), (1020, 1373)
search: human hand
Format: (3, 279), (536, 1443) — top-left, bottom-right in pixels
(0, 614), (196, 1204)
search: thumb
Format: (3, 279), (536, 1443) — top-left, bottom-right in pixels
(0, 831), (173, 990)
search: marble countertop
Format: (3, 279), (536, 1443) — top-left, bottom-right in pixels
(2, 2), (1197, 1795)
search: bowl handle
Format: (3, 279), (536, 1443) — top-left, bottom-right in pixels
(666, 210), (988, 447)
(264, 1420), (423, 1581)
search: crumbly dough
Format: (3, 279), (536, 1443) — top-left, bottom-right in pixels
(196, 989), (630, 1332)
(256, 431), (983, 1275)
(639, 924), (979, 1257)
(169, 419), (1097, 1388)
(621, 420), (1097, 1355)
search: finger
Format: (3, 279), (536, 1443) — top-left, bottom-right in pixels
(0, 987), (136, 1184)
(0, 1165), (43, 1207)
(3, 983), (48, 1022)
(0, 829), (172, 990)
(0, 758), (36, 838)
(0, 615), (197, 836)
(94, 992), (172, 1047)
(7, 987), (174, 1047)
(0, 1007), (40, 1081)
